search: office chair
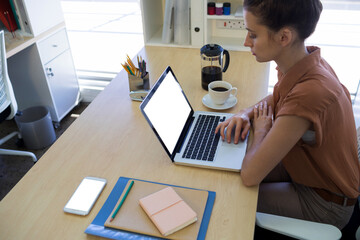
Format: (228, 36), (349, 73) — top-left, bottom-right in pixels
(0, 30), (37, 162)
(352, 79), (360, 105)
(255, 128), (360, 240)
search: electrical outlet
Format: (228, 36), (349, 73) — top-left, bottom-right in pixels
(216, 19), (245, 30)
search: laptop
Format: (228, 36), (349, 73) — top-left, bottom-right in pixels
(140, 66), (247, 172)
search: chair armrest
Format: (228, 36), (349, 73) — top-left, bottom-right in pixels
(256, 212), (342, 240)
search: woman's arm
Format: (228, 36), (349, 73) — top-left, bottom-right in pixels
(241, 102), (311, 187)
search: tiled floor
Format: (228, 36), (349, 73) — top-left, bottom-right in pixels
(0, 102), (89, 201)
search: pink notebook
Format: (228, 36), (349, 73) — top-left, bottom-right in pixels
(139, 186), (197, 236)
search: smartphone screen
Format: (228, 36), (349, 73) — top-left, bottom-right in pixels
(64, 177), (106, 215)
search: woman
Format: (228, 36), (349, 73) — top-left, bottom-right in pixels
(215, 0), (360, 229)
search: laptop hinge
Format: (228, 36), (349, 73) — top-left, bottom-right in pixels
(173, 115), (195, 157)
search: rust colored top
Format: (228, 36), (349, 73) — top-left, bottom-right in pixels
(273, 46), (360, 198)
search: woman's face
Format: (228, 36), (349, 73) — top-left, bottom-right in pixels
(243, 10), (281, 63)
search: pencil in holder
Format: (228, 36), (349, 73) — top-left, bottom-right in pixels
(128, 72), (150, 91)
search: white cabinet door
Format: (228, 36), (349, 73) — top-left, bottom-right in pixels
(23, 0), (64, 36)
(45, 50), (79, 121)
(190, 0), (204, 47)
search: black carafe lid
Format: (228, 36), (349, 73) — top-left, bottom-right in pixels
(200, 44), (223, 57)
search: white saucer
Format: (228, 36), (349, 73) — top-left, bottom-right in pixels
(202, 94), (237, 110)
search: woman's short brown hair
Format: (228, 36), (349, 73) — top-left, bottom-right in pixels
(243, 0), (323, 41)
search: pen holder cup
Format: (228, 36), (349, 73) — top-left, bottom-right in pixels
(128, 72), (150, 92)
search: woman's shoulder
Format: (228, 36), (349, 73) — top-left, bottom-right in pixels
(286, 69), (347, 114)
(293, 58), (343, 99)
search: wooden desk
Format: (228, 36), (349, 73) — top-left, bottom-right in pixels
(0, 46), (269, 239)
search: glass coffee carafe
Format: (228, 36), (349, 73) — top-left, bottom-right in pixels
(200, 44), (230, 90)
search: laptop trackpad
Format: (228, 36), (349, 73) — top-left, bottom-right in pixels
(222, 140), (245, 148)
(220, 128), (247, 148)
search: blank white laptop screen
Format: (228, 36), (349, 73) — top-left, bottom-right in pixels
(142, 72), (191, 154)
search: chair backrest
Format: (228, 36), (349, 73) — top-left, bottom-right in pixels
(357, 127), (360, 188)
(0, 30), (17, 120)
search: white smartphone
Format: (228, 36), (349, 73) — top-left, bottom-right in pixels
(64, 176), (107, 216)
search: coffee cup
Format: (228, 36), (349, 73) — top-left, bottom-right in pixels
(208, 81), (237, 105)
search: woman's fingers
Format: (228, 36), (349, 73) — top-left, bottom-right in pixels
(263, 101), (267, 116)
(254, 101), (270, 117)
(254, 104), (258, 118)
(215, 121), (228, 140)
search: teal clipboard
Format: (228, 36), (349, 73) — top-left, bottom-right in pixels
(85, 177), (216, 240)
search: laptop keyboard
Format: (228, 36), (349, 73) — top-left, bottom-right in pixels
(182, 114), (225, 161)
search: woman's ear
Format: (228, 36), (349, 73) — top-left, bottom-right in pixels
(277, 27), (294, 47)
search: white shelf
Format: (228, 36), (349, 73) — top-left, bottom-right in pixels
(140, 0), (247, 51)
(145, 28), (162, 45)
(207, 14), (243, 20)
(144, 27), (193, 48)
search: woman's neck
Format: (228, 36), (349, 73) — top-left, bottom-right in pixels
(275, 43), (309, 74)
